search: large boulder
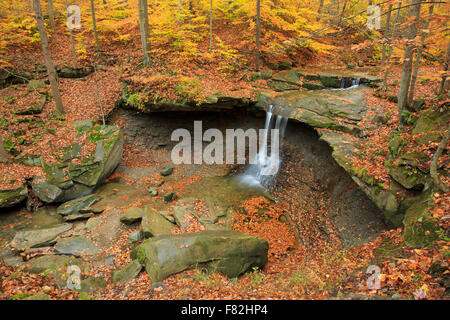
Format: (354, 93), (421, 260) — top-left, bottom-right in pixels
(131, 231), (268, 282)
(11, 224), (73, 251)
(32, 121), (124, 203)
(0, 184), (28, 209)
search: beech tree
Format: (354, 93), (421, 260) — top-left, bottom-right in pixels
(138, 0), (150, 65)
(382, 1), (402, 91)
(408, 4), (434, 106)
(381, 3), (393, 66)
(33, 0), (65, 114)
(255, 0), (261, 71)
(48, 0), (55, 30)
(90, 0), (100, 50)
(398, 0), (422, 118)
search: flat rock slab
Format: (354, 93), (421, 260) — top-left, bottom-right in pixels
(120, 206), (144, 224)
(131, 231), (268, 282)
(54, 236), (99, 256)
(0, 184), (28, 209)
(141, 207), (175, 237)
(57, 194), (100, 216)
(11, 224), (73, 251)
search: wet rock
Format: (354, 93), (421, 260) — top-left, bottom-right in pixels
(27, 79), (45, 92)
(141, 207), (175, 237)
(80, 277), (107, 294)
(85, 216), (102, 230)
(129, 231), (145, 242)
(278, 61), (293, 70)
(111, 260), (142, 283)
(11, 224), (73, 251)
(54, 236), (99, 256)
(0, 183), (28, 209)
(160, 167), (174, 176)
(57, 66), (94, 79)
(63, 212), (92, 222)
(25, 254), (82, 274)
(57, 194), (100, 216)
(159, 210), (175, 224)
(120, 207), (144, 225)
(131, 231), (268, 282)
(148, 187), (158, 196)
(163, 192), (177, 202)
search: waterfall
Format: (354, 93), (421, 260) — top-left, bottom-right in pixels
(239, 105), (288, 188)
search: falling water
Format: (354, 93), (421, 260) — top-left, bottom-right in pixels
(239, 105), (288, 188)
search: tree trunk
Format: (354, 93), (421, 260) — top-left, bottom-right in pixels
(209, 0), (213, 50)
(408, 4), (434, 106)
(339, 0), (348, 24)
(48, 0), (55, 30)
(439, 39), (450, 95)
(178, 0), (182, 27)
(430, 124), (450, 193)
(0, 136), (10, 163)
(255, 0), (261, 71)
(317, 0), (325, 21)
(398, 0), (422, 119)
(65, 0), (78, 68)
(90, 0), (100, 50)
(138, 0), (150, 65)
(382, 2), (402, 91)
(33, 0), (65, 114)
(381, 4), (393, 66)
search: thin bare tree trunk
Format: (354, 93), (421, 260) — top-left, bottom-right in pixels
(408, 4), (434, 106)
(381, 4), (393, 66)
(33, 0), (65, 114)
(178, 0), (182, 27)
(398, 0), (422, 118)
(339, 0), (348, 24)
(317, 0), (325, 21)
(138, 0), (150, 65)
(439, 39), (450, 95)
(209, 0), (213, 50)
(430, 125), (450, 193)
(255, 0), (261, 71)
(65, 0), (78, 68)
(48, 0), (55, 30)
(90, 0), (100, 50)
(383, 2), (402, 91)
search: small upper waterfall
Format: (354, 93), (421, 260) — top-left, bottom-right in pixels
(240, 105), (288, 188)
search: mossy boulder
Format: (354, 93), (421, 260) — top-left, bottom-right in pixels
(0, 183), (28, 209)
(403, 193), (440, 246)
(131, 231), (268, 282)
(386, 161), (428, 191)
(111, 260), (143, 284)
(32, 121), (124, 203)
(319, 74), (342, 88)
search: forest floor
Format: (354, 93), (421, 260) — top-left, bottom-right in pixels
(0, 22), (449, 300)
